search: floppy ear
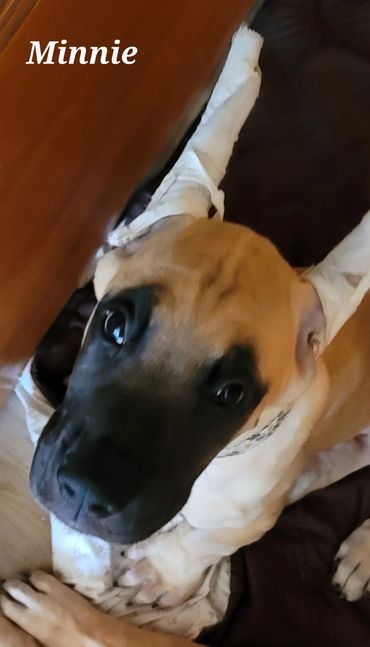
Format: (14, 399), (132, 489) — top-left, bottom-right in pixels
(94, 215), (195, 300)
(94, 249), (122, 300)
(294, 280), (326, 374)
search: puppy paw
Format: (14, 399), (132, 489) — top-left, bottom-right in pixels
(120, 555), (175, 606)
(118, 531), (205, 607)
(0, 571), (102, 647)
(333, 519), (370, 601)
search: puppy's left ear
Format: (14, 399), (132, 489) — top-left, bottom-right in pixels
(94, 249), (123, 300)
(94, 215), (195, 299)
(294, 280), (326, 374)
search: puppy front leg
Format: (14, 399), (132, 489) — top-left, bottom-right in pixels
(123, 516), (276, 607)
(332, 519), (370, 601)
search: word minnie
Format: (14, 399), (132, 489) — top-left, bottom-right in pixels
(26, 39), (138, 65)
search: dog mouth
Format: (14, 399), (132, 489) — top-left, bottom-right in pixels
(34, 489), (183, 545)
(29, 410), (193, 544)
(31, 479), (190, 547)
(31, 465), (190, 545)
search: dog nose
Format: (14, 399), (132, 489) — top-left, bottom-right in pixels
(57, 464), (120, 519)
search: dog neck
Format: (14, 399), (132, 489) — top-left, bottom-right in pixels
(217, 408), (290, 458)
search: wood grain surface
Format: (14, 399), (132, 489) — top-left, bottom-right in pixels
(0, 394), (51, 577)
(0, 0), (251, 371)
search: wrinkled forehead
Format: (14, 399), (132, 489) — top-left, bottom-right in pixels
(95, 219), (299, 380)
(98, 218), (296, 296)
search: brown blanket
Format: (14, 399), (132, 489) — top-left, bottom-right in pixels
(200, 467), (370, 646)
(31, 1), (370, 644)
(223, 0), (370, 266)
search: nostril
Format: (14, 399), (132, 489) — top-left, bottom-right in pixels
(90, 503), (106, 516)
(56, 463), (120, 519)
(60, 482), (76, 499)
(89, 502), (116, 518)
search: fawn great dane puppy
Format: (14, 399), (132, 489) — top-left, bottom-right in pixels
(1, 216), (370, 646)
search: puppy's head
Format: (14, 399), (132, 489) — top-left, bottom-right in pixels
(31, 217), (324, 543)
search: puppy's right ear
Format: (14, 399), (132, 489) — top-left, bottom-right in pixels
(294, 280), (326, 374)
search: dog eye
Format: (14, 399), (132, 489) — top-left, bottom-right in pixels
(102, 309), (128, 346)
(213, 381), (245, 407)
